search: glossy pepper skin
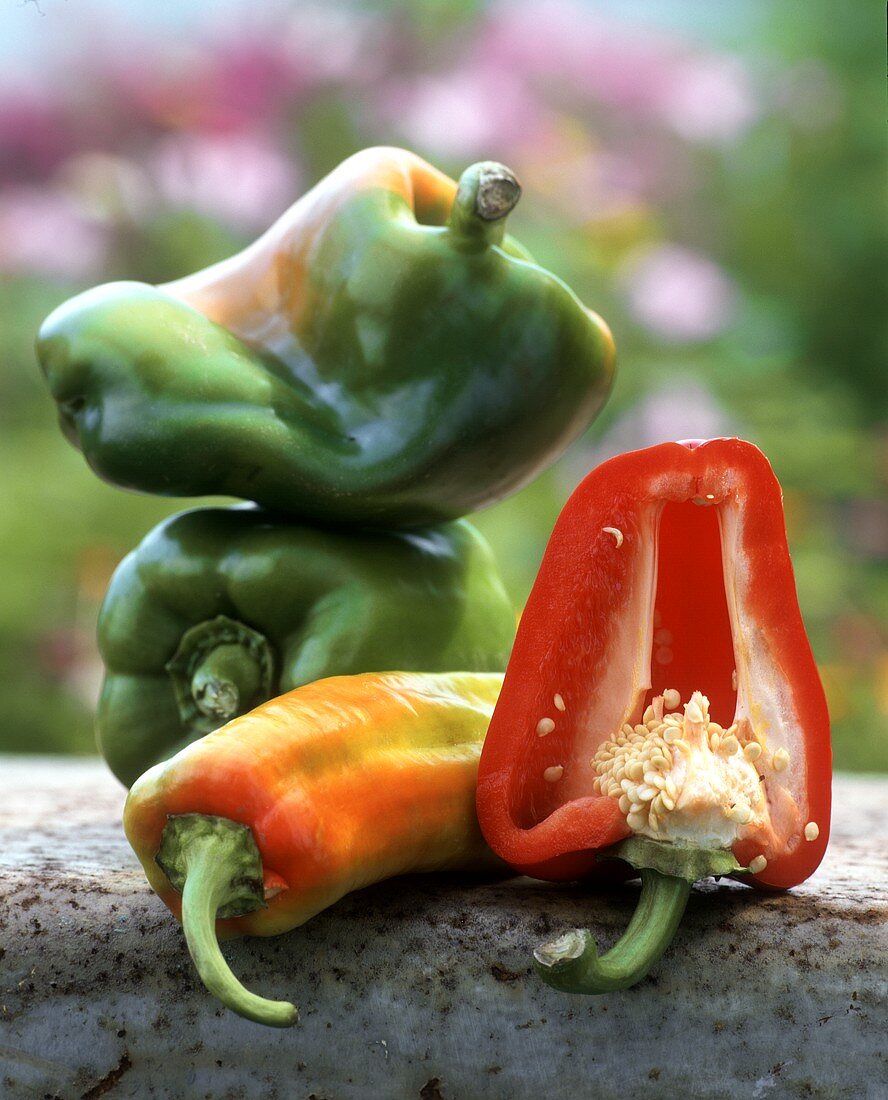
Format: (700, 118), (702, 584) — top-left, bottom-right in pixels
(124, 670), (504, 1026)
(98, 505), (515, 787)
(476, 438), (830, 992)
(36, 147), (615, 528)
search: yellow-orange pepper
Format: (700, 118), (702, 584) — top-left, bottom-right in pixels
(124, 670), (503, 1026)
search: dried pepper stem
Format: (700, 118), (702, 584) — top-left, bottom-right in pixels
(448, 161), (521, 250)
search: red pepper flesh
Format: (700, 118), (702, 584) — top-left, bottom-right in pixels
(477, 438), (830, 892)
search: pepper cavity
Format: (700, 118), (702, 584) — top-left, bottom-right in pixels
(577, 482), (808, 866)
(520, 469), (813, 872)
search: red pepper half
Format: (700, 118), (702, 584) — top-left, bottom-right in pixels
(477, 438), (830, 993)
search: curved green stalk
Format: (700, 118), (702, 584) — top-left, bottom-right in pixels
(181, 837), (297, 1027)
(158, 814), (297, 1028)
(448, 162), (521, 250)
(533, 869), (691, 994)
(532, 837), (747, 995)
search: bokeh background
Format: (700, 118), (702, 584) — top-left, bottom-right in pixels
(1, 0), (885, 770)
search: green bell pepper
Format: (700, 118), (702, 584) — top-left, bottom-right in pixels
(97, 505), (515, 786)
(36, 147), (615, 528)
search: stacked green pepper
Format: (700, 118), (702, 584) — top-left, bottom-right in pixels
(37, 147), (616, 785)
(98, 509), (515, 786)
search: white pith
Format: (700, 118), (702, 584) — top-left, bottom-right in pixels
(591, 689), (771, 848)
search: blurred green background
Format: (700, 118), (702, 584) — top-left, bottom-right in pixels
(1, 0), (885, 770)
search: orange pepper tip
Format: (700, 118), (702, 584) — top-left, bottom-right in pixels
(263, 870), (289, 900)
(158, 814), (299, 1028)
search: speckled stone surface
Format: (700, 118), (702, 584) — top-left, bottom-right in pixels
(0, 757), (885, 1100)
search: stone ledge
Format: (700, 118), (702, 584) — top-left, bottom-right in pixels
(0, 757), (885, 1100)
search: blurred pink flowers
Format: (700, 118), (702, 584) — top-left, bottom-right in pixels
(151, 131), (299, 230)
(382, 69), (549, 159)
(622, 244), (736, 343)
(0, 0), (755, 313)
(658, 55), (757, 144)
(0, 186), (108, 277)
(381, 0), (759, 200)
(477, 0), (758, 144)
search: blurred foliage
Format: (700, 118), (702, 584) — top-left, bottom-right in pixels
(0, 0), (885, 772)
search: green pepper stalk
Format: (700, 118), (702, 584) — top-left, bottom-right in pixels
(168, 618), (274, 729)
(157, 816), (297, 1028)
(533, 838), (747, 994)
(189, 643), (267, 722)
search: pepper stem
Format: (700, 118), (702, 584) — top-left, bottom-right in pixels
(191, 643), (263, 720)
(533, 869), (691, 994)
(158, 814), (297, 1028)
(532, 837), (747, 995)
(166, 616), (274, 734)
(448, 161), (521, 250)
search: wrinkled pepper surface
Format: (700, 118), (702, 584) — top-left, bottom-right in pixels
(124, 670), (503, 1026)
(99, 505), (514, 787)
(36, 147), (615, 527)
(477, 438), (830, 993)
